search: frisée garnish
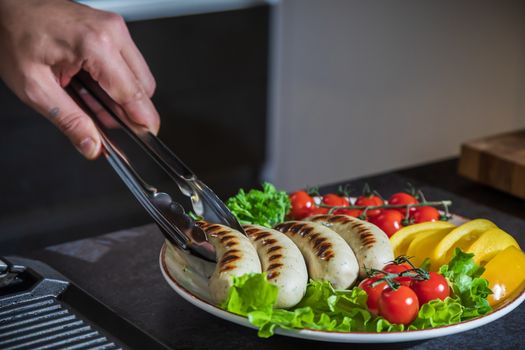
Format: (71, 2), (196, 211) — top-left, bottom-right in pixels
(226, 182), (291, 228)
(439, 248), (493, 319)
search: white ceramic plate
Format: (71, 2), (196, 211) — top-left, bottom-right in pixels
(158, 215), (525, 343)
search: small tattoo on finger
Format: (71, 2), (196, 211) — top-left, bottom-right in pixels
(49, 107), (60, 119)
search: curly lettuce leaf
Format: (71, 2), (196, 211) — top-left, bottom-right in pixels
(223, 277), (402, 337)
(222, 249), (493, 337)
(295, 279), (338, 312)
(439, 248), (492, 319)
(226, 182), (291, 228)
(409, 297), (464, 330)
(221, 273), (278, 315)
(249, 307), (315, 338)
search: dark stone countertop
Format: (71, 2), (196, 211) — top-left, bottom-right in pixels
(26, 159), (525, 349)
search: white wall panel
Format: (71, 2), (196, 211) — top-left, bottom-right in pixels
(267, 0), (525, 190)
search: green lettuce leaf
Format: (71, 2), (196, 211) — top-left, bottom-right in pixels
(439, 248), (492, 319)
(249, 307), (315, 338)
(226, 182), (291, 228)
(222, 276), (400, 337)
(295, 280), (337, 312)
(368, 317), (405, 332)
(408, 297), (464, 329)
(221, 273), (278, 315)
(222, 249), (493, 337)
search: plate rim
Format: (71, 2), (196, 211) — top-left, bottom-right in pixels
(159, 243), (525, 343)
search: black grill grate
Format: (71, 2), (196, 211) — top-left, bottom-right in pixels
(0, 296), (120, 350)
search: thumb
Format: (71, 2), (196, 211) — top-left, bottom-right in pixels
(21, 67), (101, 159)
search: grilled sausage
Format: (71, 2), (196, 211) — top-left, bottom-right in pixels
(274, 221), (359, 289)
(244, 224), (308, 308)
(308, 214), (394, 278)
(197, 221), (261, 304)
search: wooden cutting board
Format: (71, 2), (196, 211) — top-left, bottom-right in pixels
(459, 129), (525, 199)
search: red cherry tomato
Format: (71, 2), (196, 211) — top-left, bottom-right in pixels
(322, 194), (350, 207)
(358, 276), (388, 314)
(411, 272), (450, 305)
(369, 209), (404, 237)
(355, 195), (384, 217)
(378, 286), (419, 325)
(383, 262), (412, 286)
(309, 206), (329, 216)
(289, 191), (315, 219)
(383, 262), (411, 274)
(333, 208), (363, 217)
(388, 192), (418, 215)
(412, 206), (440, 223)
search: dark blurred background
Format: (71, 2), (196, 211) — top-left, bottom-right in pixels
(0, 5), (269, 254)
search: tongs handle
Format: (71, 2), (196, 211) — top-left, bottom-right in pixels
(66, 79), (192, 251)
(72, 71), (245, 235)
(74, 72), (194, 180)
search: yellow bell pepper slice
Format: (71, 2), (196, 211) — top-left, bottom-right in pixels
(433, 219), (496, 266)
(390, 221), (455, 257)
(405, 227), (454, 270)
(481, 246), (525, 306)
(466, 228), (520, 265)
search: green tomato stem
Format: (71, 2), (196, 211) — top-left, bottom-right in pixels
(319, 200), (452, 212)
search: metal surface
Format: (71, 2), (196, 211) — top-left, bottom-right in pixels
(0, 297), (121, 350)
(0, 257), (169, 350)
(0, 258), (25, 289)
(66, 71), (245, 262)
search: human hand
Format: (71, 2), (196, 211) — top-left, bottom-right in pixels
(0, 0), (160, 159)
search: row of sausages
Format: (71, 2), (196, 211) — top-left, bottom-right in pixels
(197, 214), (394, 309)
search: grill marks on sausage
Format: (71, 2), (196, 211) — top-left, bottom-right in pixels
(313, 237), (326, 249)
(266, 262), (283, 280)
(310, 214), (330, 222)
(268, 263), (283, 270)
(274, 222), (294, 233)
(220, 235), (235, 243)
(221, 250), (240, 263)
(275, 222), (335, 261)
(267, 246), (281, 254)
(197, 222), (244, 272)
(245, 226), (280, 247)
(351, 222), (363, 230)
(328, 215), (352, 224)
(199, 222), (233, 241)
(245, 227), (259, 236)
(352, 223), (377, 248)
(197, 221), (228, 237)
(262, 238), (277, 246)
(196, 221), (215, 230)
(220, 236), (239, 249)
(267, 271), (279, 280)
(244, 225), (285, 280)
(311, 214), (352, 225)
(313, 215), (377, 248)
(359, 231), (376, 247)
(219, 249), (242, 272)
(254, 232), (272, 241)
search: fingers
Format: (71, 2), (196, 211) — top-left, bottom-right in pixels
(76, 12), (159, 134)
(83, 47), (160, 135)
(21, 66), (101, 159)
(121, 39), (156, 97)
(96, 11), (156, 97)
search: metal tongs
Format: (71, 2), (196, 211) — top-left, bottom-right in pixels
(66, 71), (245, 262)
